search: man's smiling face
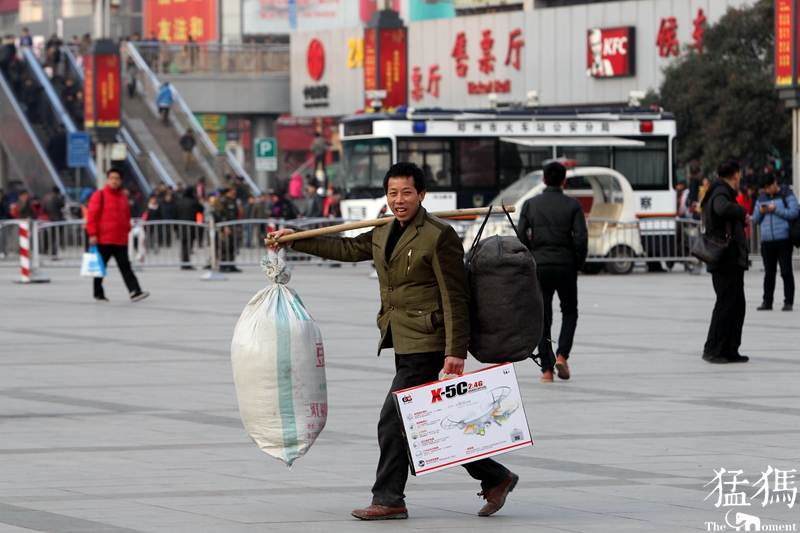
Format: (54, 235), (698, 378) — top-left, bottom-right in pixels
(386, 176), (426, 227)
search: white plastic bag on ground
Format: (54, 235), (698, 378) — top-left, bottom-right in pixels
(231, 249), (327, 466)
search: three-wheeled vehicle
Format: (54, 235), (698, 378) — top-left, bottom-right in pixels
(463, 163), (643, 275)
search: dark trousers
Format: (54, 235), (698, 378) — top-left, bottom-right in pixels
(372, 351), (511, 508)
(537, 267), (579, 372)
(704, 267), (746, 359)
(93, 244), (141, 298)
(179, 226), (194, 264)
(761, 239), (795, 306)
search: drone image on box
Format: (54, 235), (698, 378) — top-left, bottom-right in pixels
(440, 387), (519, 436)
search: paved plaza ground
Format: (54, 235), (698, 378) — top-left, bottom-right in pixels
(1, 262), (799, 533)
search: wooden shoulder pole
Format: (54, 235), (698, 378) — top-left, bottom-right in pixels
(264, 205), (515, 246)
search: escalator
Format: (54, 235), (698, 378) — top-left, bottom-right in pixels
(60, 47), (172, 205)
(0, 63), (69, 199)
(125, 42), (261, 197)
(26, 47), (155, 213)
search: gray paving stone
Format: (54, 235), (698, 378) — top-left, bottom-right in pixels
(1, 265), (798, 532)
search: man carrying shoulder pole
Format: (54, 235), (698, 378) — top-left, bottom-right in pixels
(269, 162), (518, 520)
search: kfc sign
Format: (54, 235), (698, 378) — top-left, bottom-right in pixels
(586, 27), (635, 78)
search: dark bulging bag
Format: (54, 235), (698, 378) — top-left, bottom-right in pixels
(690, 210), (730, 266)
(466, 207), (543, 364)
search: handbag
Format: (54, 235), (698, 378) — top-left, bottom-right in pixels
(691, 209), (731, 265)
(80, 245), (107, 278)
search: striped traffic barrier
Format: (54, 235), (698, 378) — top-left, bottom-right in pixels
(16, 220), (50, 284)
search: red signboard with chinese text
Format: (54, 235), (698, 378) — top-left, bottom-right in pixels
(776, 0), (793, 86)
(144, 0), (217, 43)
(84, 56), (95, 128)
(379, 28), (407, 109)
(586, 27), (635, 78)
(95, 55), (121, 128)
(364, 28), (377, 99)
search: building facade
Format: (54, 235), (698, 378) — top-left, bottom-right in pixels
(291, 0), (749, 117)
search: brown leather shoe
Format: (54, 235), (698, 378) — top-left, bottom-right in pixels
(477, 472), (519, 516)
(540, 370), (554, 382)
(351, 504), (408, 520)
(555, 354), (570, 380)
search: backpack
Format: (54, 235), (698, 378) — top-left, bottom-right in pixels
(780, 191), (800, 247)
(465, 207), (544, 364)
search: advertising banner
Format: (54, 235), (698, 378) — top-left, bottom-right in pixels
(393, 363), (532, 476)
(84, 57), (95, 128)
(586, 27), (635, 78)
(408, 0), (453, 21)
(379, 28), (407, 109)
(776, 0), (793, 86)
(364, 28), (378, 97)
(195, 114), (227, 153)
(144, 0), (218, 42)
(242, 0), (402, 35)
(95, 54), (121, 128)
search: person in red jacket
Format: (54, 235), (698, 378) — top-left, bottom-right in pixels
(86, 168), (149, 303)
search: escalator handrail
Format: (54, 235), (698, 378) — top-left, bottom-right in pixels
(120, 125), (176, 190)
(62, 46), (84, 83)
(117, 129), (153, 198)
(22, 47), (98, 185)
(125, 42), (262, 198)
(0, 70), (67, 197)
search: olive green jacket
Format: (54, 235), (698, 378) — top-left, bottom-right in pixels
(292, 207), (470, 358)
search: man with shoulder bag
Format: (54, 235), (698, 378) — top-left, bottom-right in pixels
(700, 161), (751, 364)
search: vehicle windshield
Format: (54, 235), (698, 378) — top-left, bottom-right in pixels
(342, 138), (393, 196)
(490, 171), (543, 205)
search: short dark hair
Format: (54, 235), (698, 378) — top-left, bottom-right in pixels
(759, 172), (777, 189)
(717, 160), (740, 179)
(52, 186), (60, 193)
(543, 161), (567, 186)
(107, 167), (123, 179)
(383, 162), (426, 193)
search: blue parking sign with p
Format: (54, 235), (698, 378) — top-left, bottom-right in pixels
(68, 132), (90, 169)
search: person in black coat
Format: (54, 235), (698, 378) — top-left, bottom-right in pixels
(47, 126), (68, 171)
(517, 161), (588, 382)
(701, 160), (751, 364)
(176, 187), (202, 269)
(302, 182), (324, 218)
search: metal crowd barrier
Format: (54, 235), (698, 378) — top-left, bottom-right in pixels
(0, 218), (352, 270)
(3, 217), (798, 273)
(0, 220), (21, 263)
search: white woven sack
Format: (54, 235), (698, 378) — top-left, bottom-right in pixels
(231, 249), (327, 466)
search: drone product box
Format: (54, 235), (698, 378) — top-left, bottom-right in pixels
(393, 362), (532, 476)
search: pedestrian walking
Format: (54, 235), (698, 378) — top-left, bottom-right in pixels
(752, 172), (798, 312)
(214, 187), (241, 273)
(302, 181), (324, 218)
(176, 186), (202, 270)
(43, 187), (65, 257)
(516, 160), (588, 382)
(268, 162), (519, 520)
(310, 131), (329, 177)
(701, 161), (750, 364)
(86, 168), (149, 303)
(156, 82), (172, 124)
(179, 129), (196, 173)
(13, 190), (35, 219)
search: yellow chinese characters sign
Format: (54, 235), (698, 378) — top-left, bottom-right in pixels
(145, 0), (217, 43)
